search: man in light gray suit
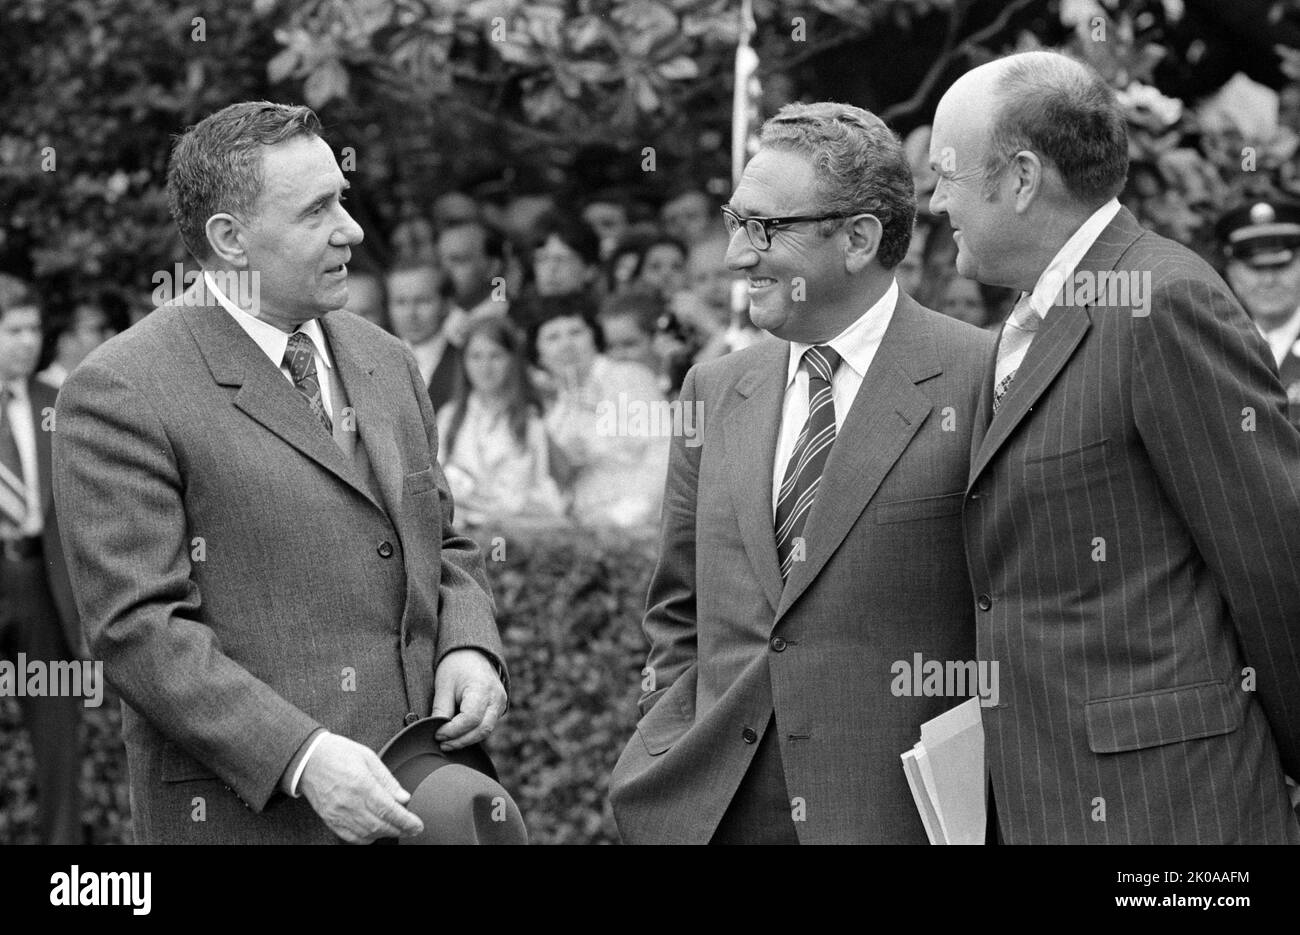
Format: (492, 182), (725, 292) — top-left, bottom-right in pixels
(931, 51), (1300, 843)
(53, 102), (508, 844)
(608, 102), (994, 844)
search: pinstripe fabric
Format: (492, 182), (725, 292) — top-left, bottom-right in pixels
(965, 207), (1300, 844)
(774, 345), (841, 579)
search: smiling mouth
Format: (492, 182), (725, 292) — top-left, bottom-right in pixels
(749, 277), (777, 289)
(326, 263), (346, 275)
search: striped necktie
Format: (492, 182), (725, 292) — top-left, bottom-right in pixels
(0, 387), (29, 528)
(774, 345), (841, 581)
(992, 292), (1040, 414)
(283, 331), (333, 434)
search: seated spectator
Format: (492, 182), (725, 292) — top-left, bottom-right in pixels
(523, 293), (669, 529)
(634, 235), (689, 298)
(37, 290), (121, 388)
(344, 270), (389, 331)
(660, 188), (713, 247)
(599, 287), (660, 376)
(437, 219), (510, 321)
(582, 191), (630, 261)
(937, 273), (1016, 331)
(437, 317), (566, 526)
(530, 211), (603, 299)
(386, 259), (461, 410)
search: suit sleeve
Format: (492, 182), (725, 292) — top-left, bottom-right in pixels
(403, 348), (507, 688)
(52, 359), (321, 811)
(638, 364), (703, 717)
(1132, 267), (1300, 777)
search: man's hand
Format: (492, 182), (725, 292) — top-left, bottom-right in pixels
(298, 733), (424, 844)
(431, 648), (507, 750)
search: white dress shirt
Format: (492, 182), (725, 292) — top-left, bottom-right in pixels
(204, 272), (335, 417)
(998, 198), (1122, 379)
(2, 380), (42, 536)
(1260, 305), (1300, 367)
(35, 361), (69, 390)
(772, 279), (898, 516)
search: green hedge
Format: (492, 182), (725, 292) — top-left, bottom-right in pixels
(0, 524), (656, 844)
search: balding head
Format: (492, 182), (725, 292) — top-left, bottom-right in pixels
(940, 51), (1128, 207)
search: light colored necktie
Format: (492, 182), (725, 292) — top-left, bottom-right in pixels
(774, 345), (841, 581)
(993, 293), (1040, 414)
(0, 387), (29, 527)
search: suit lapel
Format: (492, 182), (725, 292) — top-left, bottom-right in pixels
(180, 304), (380, 509)
(320, 312), (403, 517)
(970, 207), (1145, 484)
(775, 294), (937, 621)
(723, 341), (787, 614)
(29, 381), (54, 514)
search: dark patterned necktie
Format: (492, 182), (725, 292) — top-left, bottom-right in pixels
(774, 345), (841, 581)
(0, 387), (29, 527)
(283, 331), (333, 434)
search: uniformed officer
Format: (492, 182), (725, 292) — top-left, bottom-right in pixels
(1216, 198), (1300, 427)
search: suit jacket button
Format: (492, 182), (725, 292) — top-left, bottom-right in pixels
(742, 727), (758, 744)
(977, 593), (993, 611)
(377, 541), (394, 558)
(404, 712), (419, 726)
(770, 637), (787, 652)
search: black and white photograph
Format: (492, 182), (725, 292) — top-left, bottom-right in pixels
(1, 0), (1298, 913)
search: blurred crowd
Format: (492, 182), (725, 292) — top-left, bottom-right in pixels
(6, 174), (1297, 535)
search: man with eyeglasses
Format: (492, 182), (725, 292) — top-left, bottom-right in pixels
(610, 101), (995, 844)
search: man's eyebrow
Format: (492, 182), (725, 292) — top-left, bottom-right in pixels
(300, 180), (349, 214)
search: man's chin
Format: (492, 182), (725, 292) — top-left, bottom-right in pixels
(748, 303), (788, 336)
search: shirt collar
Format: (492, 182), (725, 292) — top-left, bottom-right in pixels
(205, 271), (332, 372)
(1258, 305), (1300, 366)
(785, 278), (898, 387)
(1024, 198), (1122, 320)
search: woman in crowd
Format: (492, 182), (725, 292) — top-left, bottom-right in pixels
(523, 292), (670, 530)
(437, 316), (567, 526)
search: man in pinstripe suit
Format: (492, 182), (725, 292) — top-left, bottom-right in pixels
(930, 51), (1300, 844)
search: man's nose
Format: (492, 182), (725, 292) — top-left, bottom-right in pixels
(334, 208), (364, 246)
(724, 229), (757, 271)
(928, 185), (946, 217)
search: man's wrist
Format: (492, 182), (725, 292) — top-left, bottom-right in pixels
(282, 728), (329, 798)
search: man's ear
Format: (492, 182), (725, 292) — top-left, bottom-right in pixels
(206, 213), (250, 268)
(844, 213), (883, 273)
(1011, 151), (1045, 214)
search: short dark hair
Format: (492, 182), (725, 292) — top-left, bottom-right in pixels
(985, 52), (1129, 205)
(532, 211), (602, 267)
(518, 290), (606, 364)
(759, 101), (917, 269)
(0, 283), (39, 320)
(600, 284), (665, 335)
(167, 101), (323, 261)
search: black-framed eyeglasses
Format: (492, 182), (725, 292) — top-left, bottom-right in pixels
(721, 205), (853, 251)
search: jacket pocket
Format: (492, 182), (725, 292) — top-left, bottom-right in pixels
(1024, 437), (1109, 469)
(160, 742), (217, 782)
(636, 686), (694, 756)
(1084, 680), (1240, 754)
(875, 491), (964, 524)
(404, 466), (437, 496)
